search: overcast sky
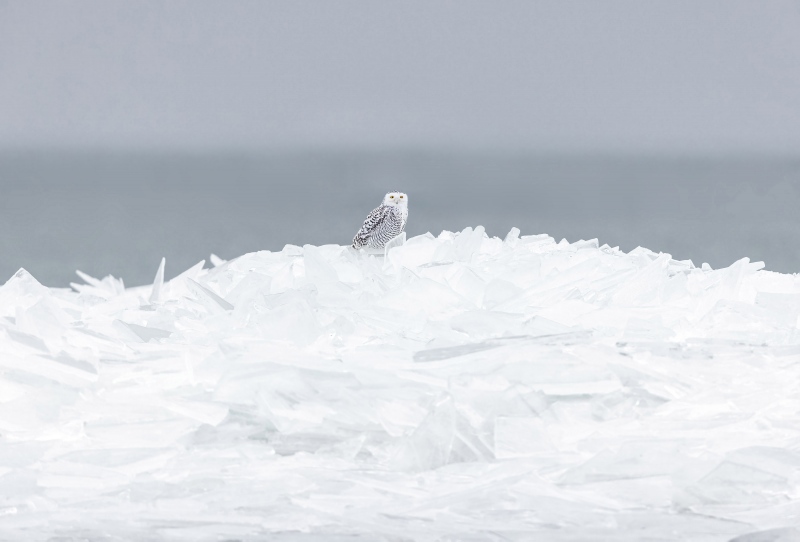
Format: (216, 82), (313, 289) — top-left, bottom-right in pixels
(2, 0), (800, 154)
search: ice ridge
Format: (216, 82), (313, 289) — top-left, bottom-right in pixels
(0, 228), (799, 540)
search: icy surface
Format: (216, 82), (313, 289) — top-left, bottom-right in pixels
(1, 228), (800, 541)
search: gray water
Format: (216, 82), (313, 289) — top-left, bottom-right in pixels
(1, 150), (798, 287)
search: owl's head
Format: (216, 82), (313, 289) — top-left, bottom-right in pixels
(383, 191), (408, 207)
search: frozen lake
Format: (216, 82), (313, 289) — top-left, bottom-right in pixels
(0, 150), (798, 286)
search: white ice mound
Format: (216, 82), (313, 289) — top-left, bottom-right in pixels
(1, 228), (799, 540)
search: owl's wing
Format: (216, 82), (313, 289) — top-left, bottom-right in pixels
(352, 205), (387, 248)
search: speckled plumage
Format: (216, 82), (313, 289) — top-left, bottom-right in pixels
(352, 191), (409, 250)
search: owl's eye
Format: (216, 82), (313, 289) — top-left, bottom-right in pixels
(390, 195), (394, 198)
(400, 195), (404, 198)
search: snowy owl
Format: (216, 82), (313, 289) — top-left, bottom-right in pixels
(352, 191), (409, 250)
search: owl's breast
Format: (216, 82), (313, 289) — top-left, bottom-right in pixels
(395, 206), (409, 224)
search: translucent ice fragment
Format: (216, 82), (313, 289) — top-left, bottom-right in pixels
(52, 351), (97, 374)
(431, 237), (456, 262)
(116, 321), (172, 342)
(84, 419), (199, 447)
(449, 310), (525, 340)
(269, 261), (297, 294)
(0, 269), (50, 317)
(14, 297), (71, 344)
(377, 277), (469, 319)
(6, 328), (48, 352)
(697, 300), (790, 342)
(0, 378), (27, 404)
(413, 341), (501, 362)
(689, 460), (788, 504)
(523, 315), (575, 336)
(726, 447), (800, 481)
(330, 253), (363, 284)
(729, 528), (800, 542)
(74, 270), (125, 297)
(276, 244), (301, 259)
(163, 398), (228, 426)
(482, 279), (524, 309)
(226, 272), (272, 309)
(149, 257), (165, 304)
(383, 231), (406, 257)
(57, 448), (176, 481)
(303, 245), (339, 283)
(37, 463), (129, 491)
(174, 260), (206, 282)
(623, 317), (675, 341)
(252, 298), (322, 345)
(590, 387), (669, 420)
(714, 257), (763, 303)
(503, 227), (520, 246)
(628, 246), (661, 262)
(446, 266), (485, 307)
(572, 238), (599, 250)
(518, 233), (556, 249)
(535, 300), (598, 327)
(376, 400), (429, 437)
(387, 235), (452, 269)
(0, 440), (48, 468)
(453, 226), (485, 261)
(494, 416), (553, 458)
(316, 434), (367, 460)
(0, 351), (97, 387)
(210, 253), (226, 267)
(612, 253), (670, 306)
(560, 441), (682, 484)
(392, 396), (490, 471)
(187, 278), (234, 311)
(756, 292), (800, 319)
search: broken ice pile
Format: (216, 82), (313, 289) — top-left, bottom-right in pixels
(1, 227), (799, 541)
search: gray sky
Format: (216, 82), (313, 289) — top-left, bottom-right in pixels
(1, 0), (800, 154)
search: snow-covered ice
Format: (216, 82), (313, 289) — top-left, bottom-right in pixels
(1, 227), (800, 541)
